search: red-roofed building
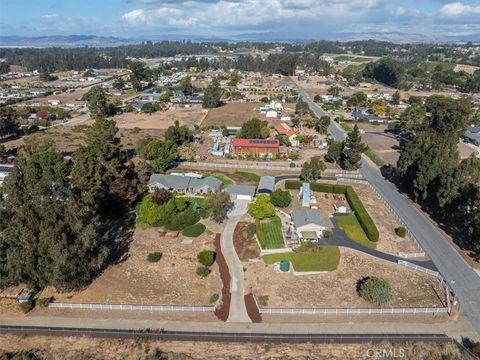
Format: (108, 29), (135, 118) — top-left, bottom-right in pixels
(231, 138), (280, 156)
(274, 123), (299, 146)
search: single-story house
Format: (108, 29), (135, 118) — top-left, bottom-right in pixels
(464, 125), (480, 146)
(147, 173), (222, 194)
(226, 184), (256, 201)
(265, 110), (279, 119)
(258, 176), (275, 194)
(231, 138), (280, 156)
(290, 208), (327, 241)
(275, 123), (298, 146)
(351, 108), (385, 123)
(0, 164), (13, 185)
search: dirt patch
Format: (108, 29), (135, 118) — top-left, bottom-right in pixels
(213, 234), (231, 322)
(0, 335), (465, 360)
(233, 222), (260, 261)
(202, 102), (263, 127)
(244, 293), (262, 323)
(245, 248), (445, 309)
(40, 227), (221, 306)
(351, 184), (419, 255)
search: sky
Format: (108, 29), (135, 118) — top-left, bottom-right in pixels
(0, 0), (480, 39)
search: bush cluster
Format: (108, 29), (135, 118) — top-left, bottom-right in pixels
(196, 266), (211, 277)
(270, 189), (292, 208)
(284, 181), (379, 242)
(165, 208), (199, 231)
(197, 250), (216, 267)
(359, 276), (393, 305)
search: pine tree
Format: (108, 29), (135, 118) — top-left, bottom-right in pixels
(341, 124), (366, 170)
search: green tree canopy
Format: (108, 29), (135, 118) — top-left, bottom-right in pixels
(341, 124), (366, 170)
(248, 194), (275, 219)
(84, 86), (109, 118)
(202, 81), (222, 108)
(237, 118), (269, 139)
(301, 156), (326, 181)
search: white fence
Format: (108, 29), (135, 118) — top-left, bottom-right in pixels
(48, 302), (215, 312)
(336, 177), (369, 185)
(398, 252), (426, 259)
(397, 260), (439, 277)
(173, 161), (300, 172)
(260, 248), (293, 255)
(259, 307), (448, 315)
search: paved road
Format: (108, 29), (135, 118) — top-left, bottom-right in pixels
(221, 200), (251, 323)
(300, 89), (480, 336)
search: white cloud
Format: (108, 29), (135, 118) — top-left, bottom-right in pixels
(122, 9), (147, 24)
(40, 14), (59, 22)
(439, 2), (480, 17)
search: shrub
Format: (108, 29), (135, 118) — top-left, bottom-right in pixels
(359, 277), (393, 305)
(395, 226), (407, 237)
(165, 207), (199, 230)
(270, 189), (292, 208)
(136, 195), (176, 227)
(323, 229), (333, 238)
(19, 301), (34, 313)
(209, 293), (220, 304)
(147, 252), (162, 263)
(258, 295), (269, 307)
(182, 223), (206, 237)
(37, 297), (53, 308)
(196, 266), (211, 277)
(197, 250), (216, 267)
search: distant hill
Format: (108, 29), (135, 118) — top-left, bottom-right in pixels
(0, 35), (139, 48)
(1, 32), (479, 48)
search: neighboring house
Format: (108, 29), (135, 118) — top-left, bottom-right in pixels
(147, 174), (222, 194)
(231, 139), (280, 156)
(258, 176), (275, 194)
(464, 125), (480, 146)
(0, 164), (13, 185)
(290, 208), (327, 241)
(351, 108), (385, 123)
(48, 99), (61, 106)
(265, 110), (278, 119)
(275, 123), (298, 146)
(226, 184), (256, 201)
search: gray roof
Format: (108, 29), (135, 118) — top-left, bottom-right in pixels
(258, 176), (275, 193)
(465, 125), (480, 143)
(226, 184), (256, 197)
(291, 208), (326, 228)
(148, 174), (222, 192)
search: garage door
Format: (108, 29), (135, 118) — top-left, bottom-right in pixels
(236, 194), (253, 201)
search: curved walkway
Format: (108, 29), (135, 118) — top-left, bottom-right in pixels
(220, 200), (251, 323)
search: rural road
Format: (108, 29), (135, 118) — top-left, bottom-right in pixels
(221, 200), (251, 323)
(299, 88), (480, 336)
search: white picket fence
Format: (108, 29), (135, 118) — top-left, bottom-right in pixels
(259, 307), (448, 315)
(398, 252), (427, 259)
(48, 302), (215, 312)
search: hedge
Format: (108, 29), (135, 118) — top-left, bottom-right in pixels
(284, 180), (379, 242)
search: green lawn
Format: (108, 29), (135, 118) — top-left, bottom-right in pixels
(256, 216), (285, 249)
(334, 215), (377, 249)
(340, 122), (354, 132)
(235, 171), (261, 183)
(262, 246), (340, 272)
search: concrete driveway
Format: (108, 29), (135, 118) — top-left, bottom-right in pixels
(220, 200), (251, 323)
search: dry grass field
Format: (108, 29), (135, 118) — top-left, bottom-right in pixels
(245, 248), (445, 309)
(113, 106), (207, 130)
(39, 225), (222, 306)
(0, 335), (465, 360)
(201, 102), (264, 127)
